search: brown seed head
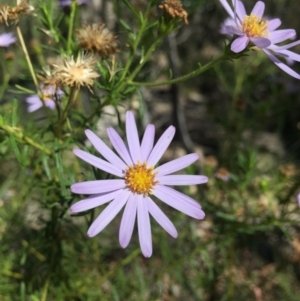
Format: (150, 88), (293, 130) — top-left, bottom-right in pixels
(0, 1), (34, 25)
(76, 23), (119, 58)
(51, 53), (100, 89)
(38, 67), (61, 93)
(159, 0), (188, 25)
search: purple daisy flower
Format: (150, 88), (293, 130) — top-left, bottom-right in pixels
(219, 0), (300, 79)
(25, 85), (64, 113)
(59, 0), (89, 7)
(297, 193), (300, 207)
(71, 111), (208, 257)
(0, 33), (16, 47)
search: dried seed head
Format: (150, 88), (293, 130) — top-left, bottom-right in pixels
(52, 53), (100, 89)
(159, 0), (188, 25)
(0, 1), (34, 25)
(38, 67), (61, 92)
(76, 23), (119, 58)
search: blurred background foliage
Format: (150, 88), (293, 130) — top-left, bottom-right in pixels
(0, 0), (300, 300)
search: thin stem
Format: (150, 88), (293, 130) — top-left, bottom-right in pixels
(119, 3), (153, 82)
(16, 25), (39, 93)
(61, 86), (80, 124)
(0, 123), (53, 156)
(83, 97), (111, 125)
(130, 54), (228, 87)
(56, 86), (80, 137)
(41, 277), (50, 301)
(66, 0), (77, 54)
(83, 35), (163, 125)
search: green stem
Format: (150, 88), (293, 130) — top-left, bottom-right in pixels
(83, 97), (111, 125)
(127, 39), (162, 85)
(16, 25), (39, 94)
(119, 3), (153, 82)
(83, 36), (163, 125)
(66, 0), (77, 54)
(56, 86), (80, 137)
(61, 86), (80, 123)
(0, 124), (53, 156)
(130, 53), (228, 87)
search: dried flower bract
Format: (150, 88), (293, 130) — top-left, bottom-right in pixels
(0, 1), (34, 25)
(159, 0), (188, 25)
(76, 23), (119, 58)
(38, 67), (61, 93)
(52, 53), (99, 89)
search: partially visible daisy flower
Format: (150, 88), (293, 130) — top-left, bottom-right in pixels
(159, 0), (188, 25)
(76, 23), (119, 58)
(219, 0), (300, 79)
(0, 1), (34, 25)
(71, 111), (208, 257)
(59, 0), (89, 7)
(0, 32), (16, 47)
(297, 193), (300, 207)
(25, 85), (64, 113)
(52, 53), (99, 89)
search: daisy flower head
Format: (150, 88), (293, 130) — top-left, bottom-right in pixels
(71, 111), (208, 257)
(25, 85), (64, 113)
(0, 32), (16, 47)
(219, 0), (300, 79)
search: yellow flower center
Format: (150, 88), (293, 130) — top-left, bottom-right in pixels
(241, 15), (269, 38)
(42, 93), (53, 102)
(124, 162), (158, 195)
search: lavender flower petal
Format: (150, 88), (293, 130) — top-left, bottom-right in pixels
(137, 195), (152, 258)
(219, 0), (234, 18)
(71, 179), (125, 194)
(119, 194), (138, 248)
(156, 175), (208, 186)
(26, 95), (43, 112)
(146, 197), (178, 238)
(59, 0), (89, 7)
(231, 35), (249, 53)
(235, 0), (246, 21)
(46, 100), (56, 110)
(85, 129), (127, 170)
(225, 25), (244, 35)
(251, 1), (265, 18)
(153, 185), (205, 219)
(27, 104), (43, 113)
(87, 191), (130, 237)
(147, 126), (176, 167)
(73, 149), (124, 177)
(140, 124), (155, 162)
(264, 49), (300, 79)
(107, 127), (133, 166)
(268, 18), (281, 31)
(0, 33), (16, 47)
(126, 111), (141, 164)
(251, 37), (271, 48)
(269, 40), (300, 50)
(70, 189), (123, 212)
(275, 49), (300, 62)
(270, 29), (296, 44)
(154, 153), (199, 176)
